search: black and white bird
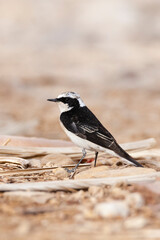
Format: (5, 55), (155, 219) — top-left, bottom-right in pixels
(48, 92), (143, 173)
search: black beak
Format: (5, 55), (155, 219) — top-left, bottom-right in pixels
(47, 98), (59, 102)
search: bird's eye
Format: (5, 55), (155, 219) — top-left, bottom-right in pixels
(58, 97), (69, 103)
(64, 98), (70, 103)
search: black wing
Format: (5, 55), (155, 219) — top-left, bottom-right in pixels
(60, 106), (116, 150)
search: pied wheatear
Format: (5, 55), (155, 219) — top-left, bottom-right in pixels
(48, 92), (143, 174)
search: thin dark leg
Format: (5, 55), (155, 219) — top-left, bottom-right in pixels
(65, 148), (86, 173)
(94, 152), (99, 167)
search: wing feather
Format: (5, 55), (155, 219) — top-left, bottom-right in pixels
(80, 125), (98, 133)
(60, 106), (116, 150)
(77, 124), (115, 148)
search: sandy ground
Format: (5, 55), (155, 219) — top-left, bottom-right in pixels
(0, 1), (160, 239)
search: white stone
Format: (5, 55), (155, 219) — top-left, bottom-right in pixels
(95, 200), (130, 218)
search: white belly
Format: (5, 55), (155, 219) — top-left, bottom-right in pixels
(60, 123), (134, 164)
(61, 122), (109, 152)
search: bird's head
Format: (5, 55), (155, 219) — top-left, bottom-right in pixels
(47, 92), (85, 113)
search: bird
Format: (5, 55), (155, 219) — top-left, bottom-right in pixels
(47, 91), (143, 174)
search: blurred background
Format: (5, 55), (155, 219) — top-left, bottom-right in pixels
(0, 0), (160, 144)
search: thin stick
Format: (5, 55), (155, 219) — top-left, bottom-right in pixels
(0, 172), (159, 192)
(2, 138), (11, 146)
(0, 163), (91, 176)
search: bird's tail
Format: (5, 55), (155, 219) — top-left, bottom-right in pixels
(113, 142), (143, 167)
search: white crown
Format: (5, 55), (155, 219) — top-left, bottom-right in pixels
(57, 91), (85, 110)
(58, 91), (80, 99)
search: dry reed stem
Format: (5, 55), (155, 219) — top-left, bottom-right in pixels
(0, 138), (156, 159)
(0, 172), (159, 192)
(2, 138), (11, 146)
(132, 149), (160, 158)
(0, 163), (91, 176)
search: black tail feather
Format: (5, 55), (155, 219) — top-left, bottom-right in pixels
(113, 143), (143, 167)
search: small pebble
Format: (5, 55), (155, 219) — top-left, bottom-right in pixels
(95, 200), (130, 218)
(53, 167), (69, 179)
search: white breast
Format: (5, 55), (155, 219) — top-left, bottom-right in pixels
(57, 102), (73, 113)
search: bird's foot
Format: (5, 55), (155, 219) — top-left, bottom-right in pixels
(65, 167), (75, 173)
(65, 167), (76, 179)
(64, 148), (86, 178)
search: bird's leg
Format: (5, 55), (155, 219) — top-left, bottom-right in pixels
(65, 148), (87, 174)
(94, 152), (99, 167)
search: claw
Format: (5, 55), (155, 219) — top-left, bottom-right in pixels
(65, 167), (75, 173)
(65, 167), (76, 178)
(65, 148), (87, 178)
